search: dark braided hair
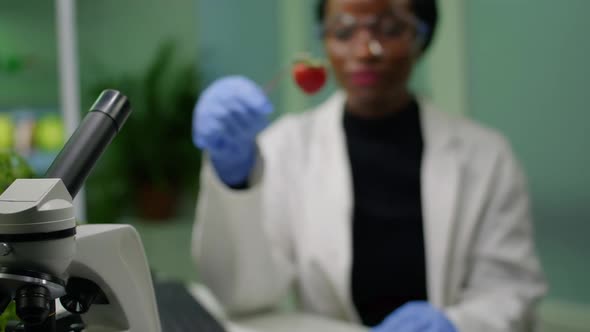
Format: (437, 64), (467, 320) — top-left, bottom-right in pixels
(316, 0), (438, 52)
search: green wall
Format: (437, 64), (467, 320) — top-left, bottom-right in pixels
(426, 0), (467, 115)
(197, 0), (280, 106)
(0, 1), (59, 107)
(467, 0), (590, 303)
(77, 0), (198, 109)
(0, 0), (198, 109)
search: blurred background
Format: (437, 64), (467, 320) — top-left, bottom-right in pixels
(0, 0), (588, 331)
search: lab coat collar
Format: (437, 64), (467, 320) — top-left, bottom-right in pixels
(419, 101), (462, 307)
(317, 92), (458, 149)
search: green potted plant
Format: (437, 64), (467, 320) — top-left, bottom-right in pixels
(0, 302), (17, 332)
(86, 41), (201, 222)
(0, 151), (35, 193)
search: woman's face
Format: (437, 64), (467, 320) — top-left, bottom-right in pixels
(323, 0), (421, 112)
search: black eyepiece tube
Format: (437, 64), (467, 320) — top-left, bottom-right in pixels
(45, 90), (132, 198)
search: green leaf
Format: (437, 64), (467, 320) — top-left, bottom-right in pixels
(0, 302), (18, 332)
(0, 151), (34, 194)
(85, 40), (202, 221)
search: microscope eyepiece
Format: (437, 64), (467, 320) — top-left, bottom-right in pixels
(45, 90), (132, 198)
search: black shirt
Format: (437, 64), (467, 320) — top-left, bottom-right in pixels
(344, 99), (428, 327)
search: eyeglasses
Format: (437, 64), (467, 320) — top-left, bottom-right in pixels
(320, 10), (428, 49)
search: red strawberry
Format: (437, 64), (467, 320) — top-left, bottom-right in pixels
(292, 57), (327, 95)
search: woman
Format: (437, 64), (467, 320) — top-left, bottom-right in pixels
(191, 0), (546, 331)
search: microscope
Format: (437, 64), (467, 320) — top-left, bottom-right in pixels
(0, 90), (161, 332)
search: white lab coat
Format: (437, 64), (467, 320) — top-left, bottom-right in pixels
(192, 92), (547, 332)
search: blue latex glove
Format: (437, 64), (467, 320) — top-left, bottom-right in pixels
(371, 302), (458, 332)
(193, 76), (273, 186)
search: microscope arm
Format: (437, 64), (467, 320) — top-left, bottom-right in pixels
(66, 224), (160, 332)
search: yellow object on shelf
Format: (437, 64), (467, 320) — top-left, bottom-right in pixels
(0, 115), (14, 150)
(34, 114), (65, 152)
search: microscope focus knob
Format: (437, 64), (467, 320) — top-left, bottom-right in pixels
(60, 278), (107, 314)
